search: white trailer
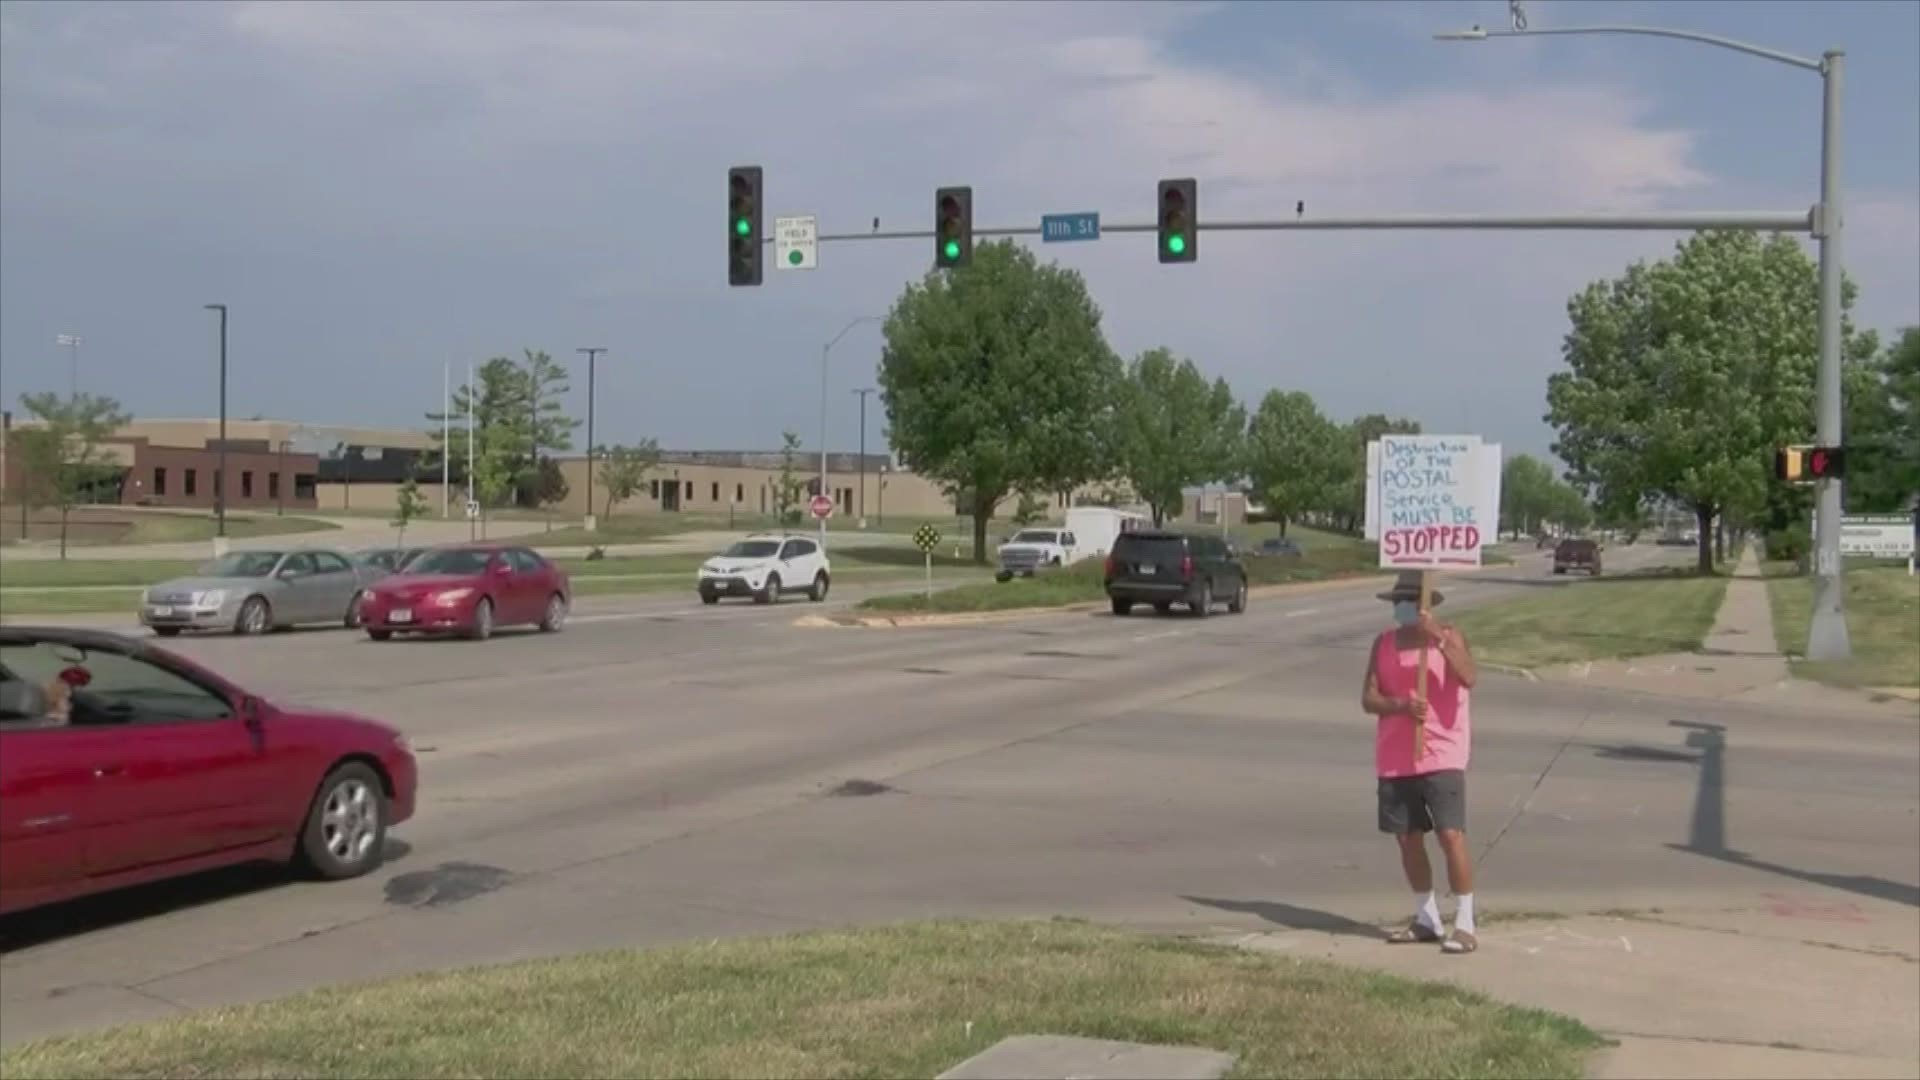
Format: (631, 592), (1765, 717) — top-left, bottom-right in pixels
(1065, 506), (1148, 560)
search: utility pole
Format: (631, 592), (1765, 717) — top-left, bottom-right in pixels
(577, 347), (606, 528)
(820, 317), (881, 542)
(851, 387), (874, 523)
(56, 334), (80, 399)
(203, 305), (228, 539)
(442, 361), (451, 518)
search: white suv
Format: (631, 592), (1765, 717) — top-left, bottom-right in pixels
(697, 534), (832, 605)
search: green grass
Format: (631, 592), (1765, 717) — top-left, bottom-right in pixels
(1765, 561), (1919, 690)
(0, 588), (143, 615)
(120, 512), (337, 545)
(859, 538), (1384, 615)
(1451, 570), (1730, 671)
(0, 919), (1601, 1080)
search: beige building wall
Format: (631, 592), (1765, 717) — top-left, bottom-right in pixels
(100, 419), (433, 452)
(315, 481), (457, 514)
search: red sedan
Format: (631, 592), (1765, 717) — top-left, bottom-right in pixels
(358, 544), (571, 641)
(0, 627), (416, 917)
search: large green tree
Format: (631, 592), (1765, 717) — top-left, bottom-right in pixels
(11, 392), (131, 559)
(1112, 347), (1244, 525)
(1328, 412), (1420, 534)
(1845, 326), (1919, 512)
(879, 240), (1120, 562)
(1545, 230), (1872, 573)
(1245, 390), (1342, 537)
(595, 440), (660, 520)
(1500, 454), (1560, 539)
(426, 350), (580, 510)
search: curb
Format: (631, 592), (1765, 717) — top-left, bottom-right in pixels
(1480, 662), (1540, 682)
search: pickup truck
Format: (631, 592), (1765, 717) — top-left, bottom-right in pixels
(1553, 538), (1602, 575)
(996, 528), (1076, 580)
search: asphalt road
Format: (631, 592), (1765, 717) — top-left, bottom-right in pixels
(4, 544), (1915, 1047)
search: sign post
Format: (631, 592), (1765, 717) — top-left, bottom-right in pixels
(913, 524), (942, 600)
(1370, 435), (1491, 761)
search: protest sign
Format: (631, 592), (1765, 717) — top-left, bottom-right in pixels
(1374, 435), (1486, 568)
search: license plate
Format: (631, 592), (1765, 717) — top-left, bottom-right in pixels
(389, 608), (414, 624)
(151, 605), (173, 617)
(1138, 564), (1156, 575)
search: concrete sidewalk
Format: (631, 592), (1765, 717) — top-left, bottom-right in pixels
(1217, 894), (1919, 1079)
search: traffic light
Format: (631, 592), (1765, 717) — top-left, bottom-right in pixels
(1158, 178), (1196, 263)
(1776, 445), (1808, 482)
(935, 187), (972, 268)
(1776, 445), (1846, 483)
(728, 166), (763, 286)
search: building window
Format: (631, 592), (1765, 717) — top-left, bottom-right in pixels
(269, 473), (280, 499)
(153, 467), (168, 496)
(213, 470), (222, 496)
(241, 470), (254, 498)
(711, 482), (720, 502)
(735, 483), (744, 503)
(650, 479), (660, 499)
(684, 481), (693, 500)
(185, 468), (198, 496)
(294, 473), (317, 499)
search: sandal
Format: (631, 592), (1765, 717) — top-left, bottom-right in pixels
(1441, 929), (1478, 954)
(1386, 920), (1442, 944)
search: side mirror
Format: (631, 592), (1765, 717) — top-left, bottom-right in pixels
(240, 695), (265, 727)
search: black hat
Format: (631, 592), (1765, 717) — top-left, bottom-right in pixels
(1377, 571), (1443, 605)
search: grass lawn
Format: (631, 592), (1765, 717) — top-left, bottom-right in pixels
(536, 512), (944, 548)
(0, 920), (1600, 1080)
(860, 537), (1383, 615)
(1451, 570), (1730, 671)
(1765, 561), (1919, 690)
(121, 511), (337, 545)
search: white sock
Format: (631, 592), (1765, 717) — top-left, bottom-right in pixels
(1454, 893), (1476, 934)
(1415, 891), (1442, 931)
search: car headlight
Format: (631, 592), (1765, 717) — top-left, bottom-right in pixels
(196, 589), (227, 607)
(434, 587), (475, 604)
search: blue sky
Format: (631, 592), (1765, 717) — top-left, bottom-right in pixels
(2, 0), (1915, 464)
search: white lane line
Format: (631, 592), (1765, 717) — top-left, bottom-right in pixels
(1130, 628), (1187, 642)
(1284, 608), (1323, 619)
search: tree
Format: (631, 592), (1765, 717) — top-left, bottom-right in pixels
(1330, 413), (1421, 534)
(1844, 326), (1919, 512)
(879, 239), (1121, 562)
(428, 357), (529, 509)
(595, 440), (660, 520)
(392, 475), (428, 543)
(1111, 347), (1245, 526)
(1500, 454), (1560, 538)
(775, 430), (806, 527)
(517, 349), (581, 508)
(1545, 230), (1873, 573)
(530, 456), (569, 519)
(1245, 390), (1341, 537)
(12, 392), (131, 559)
(1010, 491), (1050, 526)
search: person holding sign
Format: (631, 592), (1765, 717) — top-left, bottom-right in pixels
(1361, 571), (1480, 954)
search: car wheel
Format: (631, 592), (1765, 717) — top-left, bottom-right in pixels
(298, 762), (387, 880)
(153, 627), (182, 638)
(1228, 579), (1248, 614)
(468, 597), (494, 641)
(539, 593), (568, 632)
(755, 574), (781, 605)
(700, 591), (720, 605)
(236, 596), (271, 635)
(367, 629), (393, 641)
(809, 571), (829, 602)
(344, 592), (364, 629)
(1110, 597), (1133, 616)
(1191, 580), (1213, 618)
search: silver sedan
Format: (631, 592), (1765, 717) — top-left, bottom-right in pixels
(140, 548), (388, 637)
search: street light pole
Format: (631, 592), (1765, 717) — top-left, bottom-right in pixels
(1436, 11), (1850, 658)
(577, 347), (606, 527)
(851, 388), (874, 523)
(204, 304), (228, 539)
(56, 335), (81, 399)
(820, 316), (881, 542)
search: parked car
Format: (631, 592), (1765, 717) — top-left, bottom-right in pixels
(1554, 538), (1603, 575)
(140, 548), (381, 637)
(0, 626), (416, 916)
(1256, 537), (1303, 558)
(1104, 530), (1248, 617)
(996, 528), (1078, 581)
(697, 534), (831, 605)
(358, 545), (570, 640)
(356, 546), (427, 574)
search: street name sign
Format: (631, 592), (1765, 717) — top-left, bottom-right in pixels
(775, 214), (818, 269)
(1041, 212), (1100, 243)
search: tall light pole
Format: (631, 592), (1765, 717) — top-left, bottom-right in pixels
(820, 316), (881, 541)
(1437, 6), (1852, 659)
(55, 334), (81, 399)
(577, 347), (606, 527)
(851, 387), (874, 523)
(203, 305), (228, 539)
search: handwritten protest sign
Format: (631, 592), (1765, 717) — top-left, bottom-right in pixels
(1376, 435), (1486, 569)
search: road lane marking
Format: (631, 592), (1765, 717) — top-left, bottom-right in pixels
(1284, 608), (1323, 619)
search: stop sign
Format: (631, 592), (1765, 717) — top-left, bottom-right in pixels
(810, 493), (835, 519)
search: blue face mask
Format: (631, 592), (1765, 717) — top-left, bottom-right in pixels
(1393, 600), (1420, 627)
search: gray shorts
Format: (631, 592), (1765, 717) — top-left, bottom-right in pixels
(1377, 769), (1466, 834)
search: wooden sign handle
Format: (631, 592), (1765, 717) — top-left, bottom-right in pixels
(1413, 570), (1430, 764)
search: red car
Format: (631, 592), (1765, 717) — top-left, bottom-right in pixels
(0, 627), (416, 917)
(358, 544), (570, 641)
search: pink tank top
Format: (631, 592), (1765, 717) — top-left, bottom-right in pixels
(1373, 629), (1471, 778)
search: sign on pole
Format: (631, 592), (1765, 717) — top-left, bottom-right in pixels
(913, 523), (942, 599)
(809, 493), (835, 520)
(465, 499), (480, 520)
(1838, 515), (1915, 560)
(775, 214), (818, 270)
(1373, 434), (1486, 569)
(1041, 212), (1100, 243)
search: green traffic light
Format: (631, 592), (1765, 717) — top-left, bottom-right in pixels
(1167, 234), (1187, 255)
(735, 218), (750, 237)
(943, 240), (960, 260)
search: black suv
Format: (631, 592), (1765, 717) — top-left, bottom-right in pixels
(1104, 530), (1248, 617)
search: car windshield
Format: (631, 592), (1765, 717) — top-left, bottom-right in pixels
(1011, 531), (1058, 544)
(407, 549), (495, 575)
(196, 552), (282, 578)
(722, 541), (781, 559)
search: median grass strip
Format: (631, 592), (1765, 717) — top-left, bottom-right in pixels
(1451, 570), (1729, 671)
(0, 919), (1601, 1080)
(1765, 561), (1919, 690)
